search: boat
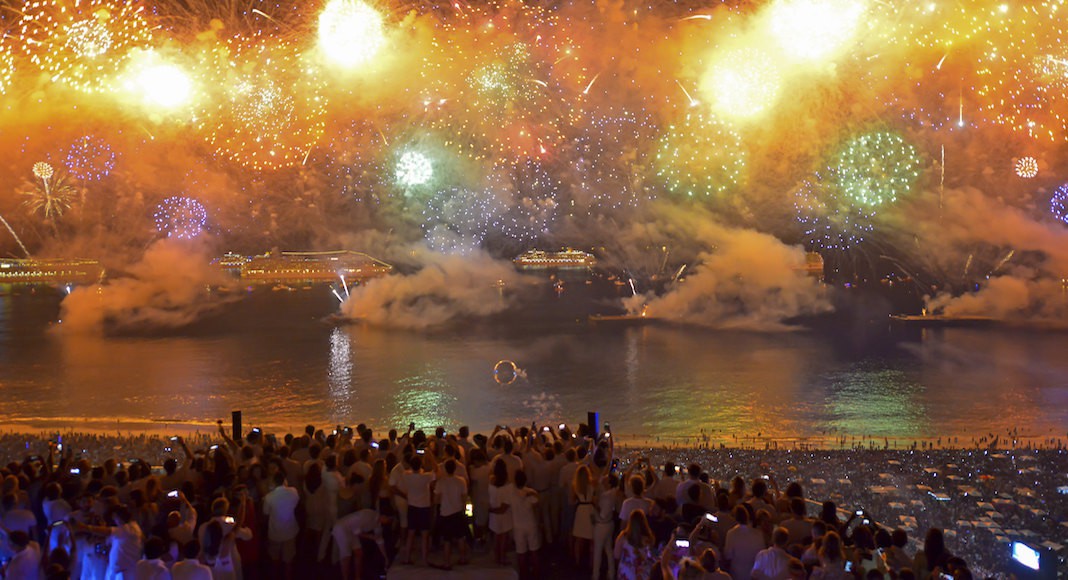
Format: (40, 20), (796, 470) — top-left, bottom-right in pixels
(514, 248), (597, 270)
(240, 250), (393, 282)
(588, 305), (659, 326)
(0, 258), (104, 284)
(889, 314), (998, 327)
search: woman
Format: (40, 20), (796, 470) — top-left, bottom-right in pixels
(810, 530), (849, 580)
(913, 528), (953, 580)
(488, 458), (515, 565)
(592, 473), (620, 580)
(613, 509), (656, 580)
(468, 449), (492, 544)
(572, 465), (596, 565)
(819, 501), (843, 535)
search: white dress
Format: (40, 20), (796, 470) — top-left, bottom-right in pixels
(488, 483), (515, 534)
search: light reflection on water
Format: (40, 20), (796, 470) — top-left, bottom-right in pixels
(1, 291), (1067, 441)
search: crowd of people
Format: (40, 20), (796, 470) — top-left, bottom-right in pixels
(0, 422), (1062, 580)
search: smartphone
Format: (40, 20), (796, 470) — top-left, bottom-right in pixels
(855, 509), (864, 516)
(168, 490), (179, 498)
(52, 521), (66, 527)
(170, 436), (179, 442)
(675, 539), (690, 549)
(252, 428), (261, 433)
(371, 441), (379, 449)
(845, 561), (853, 572)
(761, 475), (770, 480)
(416, 449), (425, 455)
(210, 444), (219, 450)
(57, 443), (63, 451)
(70, 468), (81, 475)
(704, 513), (718, 523)
(542, 426), (550, 432)
(558, 423), (566, 430)
(224, 516), (235, 525)
(465, 502), (473, 517)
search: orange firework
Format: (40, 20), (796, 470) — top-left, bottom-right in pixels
(16, 0), (154, 93)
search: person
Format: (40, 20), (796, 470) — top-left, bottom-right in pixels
(698, 548), (732, 580)
(650, 463), (679, 503)
(884, 528), (912, 573)
(723, 504), (764, 580)
(613, 510), (656, 580)
(397, 453), (435, 566)
(510, 470), (541, 580)
(912, 528), (953, 580)
(592, 473), (620, 580)
(200, 512), (252, 580)
(619, 476), (654, 524)
(818, 502), (842, 536)
(3, 530), (42, 580)
(467, 449), (492, 544)
(77, 505), (144, 580)
(751, 527), (792, 580)
(433, 459), (469, 569)
(165, 491), (197, 551)
(780, 497), (812, 549)
(171, 541), (212, 580)
(809, 531), (849, 580)
(488, 458), (515, 566)
(2, 492), (38, 539)
(331, 509), (388, 580)
(262, 472), (300, 580)
(572, 465), (595, 565)
(133, 536), (171, 580)
(676, 465), (709, 511)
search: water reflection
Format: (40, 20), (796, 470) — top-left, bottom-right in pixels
(328, 328), (353, 420)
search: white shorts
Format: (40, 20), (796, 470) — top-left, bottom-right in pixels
(513, 525), (541, 554)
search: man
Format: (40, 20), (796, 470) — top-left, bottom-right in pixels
(76, 505), (144, 580)
(650, 463), (680, 503)
(133, 536), (172, 580)
(171, 541), (212, 580)
(166, 492), (197, 551)
(676, 464), (711, 511)
(433, 459), (470, 570)
(397, 454), (436, 566)
(781, 498), (812, 549)
(3, 530), (42, 580)
(332, 509), (388, 580)
(2, 493), (38, 539)
(724, 505), (765, 580)
(752, 527), (792, 580)
(262, 472), (300, 580)
(509, 470), (540, 580)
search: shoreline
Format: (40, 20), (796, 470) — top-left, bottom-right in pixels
(1, 417), (1062, 453)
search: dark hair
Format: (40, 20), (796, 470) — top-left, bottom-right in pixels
(515, 470), (528, 488)
(923, 528), (947, 569)
(892, 528), (908, 548)
(751, 478), (767, 499)
(773, 526), (789, 547)
(305, 462), (323, 494)
(459, 426), (469, 438)
(784, 481), (803, 499)
(687, 464), (701, 478)
(732, 504), (749, 526)
(790, 497), (806, 517)
(8, 530), (29, 548)
(184, 540), (202, 560)
(444, 459), (456, 475)
(144, 536), (167, 560)
(204, 520), (224, 559)
(409, 455), (423, 472)
(491, 458), (508, 487)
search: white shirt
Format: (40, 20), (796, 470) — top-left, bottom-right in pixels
(400, 471), (436, 508)
(724, 524), (766, 580)
(172, 559), (213, 580)
(619, 497), (654, 522)
(435, 474), (468, 517)
(6, 542), (41, 580)
(168, 503), (198, 547)
(108, 522), (145, 577)
(752, 545), (792, 580)
(2, 509), (37, 535)
(650, 475), (679, 502)
(263, 485), (300, 541)
(508, 487), (539, 531)
(133, 558), (173, 580)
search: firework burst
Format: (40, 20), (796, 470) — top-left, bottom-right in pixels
(832, 130), (923, 208)
(16, 0), (153, 93)
(655, 110), (746, 199)
(154, 196), (208, 239)
(1051, 183), (1068, 225)
(21, 162), (77, 221)
(794, 172), (875, 251)
(64, 135), (117, 181)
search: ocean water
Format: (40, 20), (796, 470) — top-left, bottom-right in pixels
(2, 284), (1067, 443)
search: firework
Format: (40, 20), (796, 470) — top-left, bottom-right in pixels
(1051, 184), (1068, 225)
(317, 0), (386, 70)
(832, 130), (923, 207)
(17, 0), (153, 93)
(1013, 156), (1039, 179)
(121, 50), (196, 113)
(421, 186), (504, 254)
(766, 0), (867, 63)
(701, 48), (783, 122)
(655, 111), (746, 199)
(200, 37), (327, 171)
(491, 160), (560, 242)
(394, 150), (434, 189)
(794, 172), (874, 251)
(569, 107), (658, 213)
(0, 41), (14, 96)
(21, 163), (77, 221)
(64, 136), (117, 181)
(154, 196), (208, 239)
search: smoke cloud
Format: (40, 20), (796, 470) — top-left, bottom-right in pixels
(57, 240), (234, 334)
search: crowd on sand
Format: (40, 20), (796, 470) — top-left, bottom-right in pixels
(0, 421), (1063, 579)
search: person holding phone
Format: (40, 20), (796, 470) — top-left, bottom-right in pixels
(751, 527), (793, 580)
(613, 510), (656, 580)
(723, 505), (765, 580)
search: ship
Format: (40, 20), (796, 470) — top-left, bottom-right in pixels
(0, 257), (104, 284)
(793, 252), (825, 282)
(889, 313), (997, 327)
(588, 304), (659, 326)
(513, 248), (597, 270)
(240, 250), (393, 282)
